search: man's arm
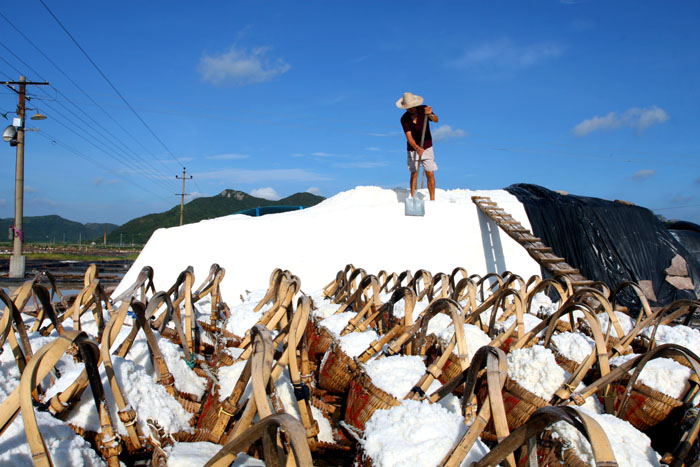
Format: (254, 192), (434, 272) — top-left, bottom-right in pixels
(425, 105), (438, 123)
(405, 131), (424, 156)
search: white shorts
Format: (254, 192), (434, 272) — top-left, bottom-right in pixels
(407, 147), (438, 172)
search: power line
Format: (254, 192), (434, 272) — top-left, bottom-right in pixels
(1, 55), (176, 194)
(0, 25), (178, 178)
(33, 127), (174, 205)
(38, 0), (184, 167)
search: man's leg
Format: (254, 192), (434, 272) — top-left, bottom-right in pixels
(410, 170), (418, 197)
(426, 171), (436, 200)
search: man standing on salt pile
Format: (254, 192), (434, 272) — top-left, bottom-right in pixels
(396, 91), (439, 200)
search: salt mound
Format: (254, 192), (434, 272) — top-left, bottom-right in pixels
(507, 345), (566, 400)
(362, 399), (489, 467)
(550, 408), (660, 467)
(114, 186), (540, 304)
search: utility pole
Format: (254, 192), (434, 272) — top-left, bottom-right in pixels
(176, 167), (192, 226)
(1, 76), (49, 278)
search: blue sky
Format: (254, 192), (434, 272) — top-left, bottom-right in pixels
(1, 1), (698, 225)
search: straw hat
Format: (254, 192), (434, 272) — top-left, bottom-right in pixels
(396, 92), (423, 109)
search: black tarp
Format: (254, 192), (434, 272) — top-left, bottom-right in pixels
(667, 221), (700, 265)
(505, 183), (700, 309)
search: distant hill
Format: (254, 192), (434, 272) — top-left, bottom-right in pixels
(107, 189), (325, 244)
(0, 215), (118, 243)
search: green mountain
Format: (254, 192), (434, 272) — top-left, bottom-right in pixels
(0, 215), (118, 243)
(107, 189), (325, 244)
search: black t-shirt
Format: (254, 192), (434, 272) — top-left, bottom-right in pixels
(400, 105), (432, 151)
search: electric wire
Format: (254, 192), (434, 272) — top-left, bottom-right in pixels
(0, 41), (178, 194)
(33, 127), (173, 205)
(0, 39), (178, 190)
(38, 0), (184, 168)
(0, 12), (179, 175)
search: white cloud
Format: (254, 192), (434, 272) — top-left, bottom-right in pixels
(206, 153), (249, 160)
(306, 187), (322, 196)
(366, 147), (380, 151)
(251, 187), (281, 200)
(432, 125), (468, 142)
(311, 152), (335, 157)
(196, 168), (332, 183)
(0, 198), (6, 206)
(25, 185), (38, 193)
(452, 38), (564, 69)
(632, 169), (655, 180)
(573, 106), (669, 136)
(199, 45), (290, 86)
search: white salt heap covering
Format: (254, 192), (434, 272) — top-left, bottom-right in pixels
(363, 355), (441, 399)
(64, 355), (193, 436)
(319, 311), (356, 337)
(218, 360), (251, 402)
(225, 295), (272, 337)
(596, 311), (635, 337)
(275, 369), (334, 444)
(550, 407), (660, 467)
(431, 323), (492, 362)
(339, 330), (379, 358)
(390, 297), (429, 321)
(610, 354), (692, 399)
(115, 187), (541, 305)
(0, 411), (106, 467)
(362, 399), (489, 467)
(642, 324), (700, 356)
(507, 345), (566, 400)
(165, 442), (265, 466)
(529, 292), (559, 316)
(310, 301), (342, 320)
(496, 313), (543, 336)
(551, 332), (595, 364)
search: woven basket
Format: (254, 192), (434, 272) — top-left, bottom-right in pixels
(306, 319), (335, 367)
(344, 372), (400, 431)
(609, 380), (683, 431)
(478, 377), (550, 434)
(551, 348), (581, 375)
(318, 342), (359, 394)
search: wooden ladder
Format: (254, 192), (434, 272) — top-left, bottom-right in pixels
(472, 196), (594, 289)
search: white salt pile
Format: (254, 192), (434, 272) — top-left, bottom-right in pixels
(550, 407), (661, 467)
(507, 345), (566, 400)
(610, 354), (692, 399)
(310, 301), (342, 320)
(338, 330), (379, 358)
(596, 311), (635, 337)
(361, 399), (489, 467)
(115, 187), (541, 305)
(319, 311), (356, 337)
(274, 369), (335, 444)
(363, 355), (440, 399)
(551, 332), (596, 364)
(529, 291), (559, 316)
(165, 442), (265, 466)
(0, 411), (106, 467)
(642, 324), (700, 357)
(496, 313), (544, 336)
(430, 323), (492, 362)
